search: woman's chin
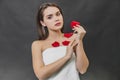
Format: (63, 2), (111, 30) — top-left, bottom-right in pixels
(54, 26), (63, 30)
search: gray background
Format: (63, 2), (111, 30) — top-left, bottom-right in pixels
(0, 0), (120, 80)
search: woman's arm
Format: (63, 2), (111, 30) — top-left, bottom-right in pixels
(73, 25), (89, 74)
(75, 40), (89, 74)
(31, 40), (77, 80)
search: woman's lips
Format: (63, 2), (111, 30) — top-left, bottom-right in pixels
(55, 22), (61, 26)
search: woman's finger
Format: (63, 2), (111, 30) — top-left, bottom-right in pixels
(68, 38), (76, 46)
(76, 24), (81, 27)
(73, 30), (78, 34)
(71, 40), (78, 48)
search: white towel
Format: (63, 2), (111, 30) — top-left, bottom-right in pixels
(42, 46), (80, 80)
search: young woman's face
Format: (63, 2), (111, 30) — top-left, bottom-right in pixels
(41, 7), (63, 31)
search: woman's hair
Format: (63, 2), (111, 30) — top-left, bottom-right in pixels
(36, 2), (64, 40)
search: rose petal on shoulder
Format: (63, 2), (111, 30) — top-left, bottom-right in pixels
(62, 40), (70, 46)
(52, 41), (60, 47)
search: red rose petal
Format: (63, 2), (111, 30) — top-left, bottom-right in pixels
(52, 41), (60, 47)
(64, 33), (73, 38)
(70, 21), (80, 28)
(62, 40), (70, 46)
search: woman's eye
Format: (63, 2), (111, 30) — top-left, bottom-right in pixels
(56, 12), (61, 16)
(47, 16), (52, 19)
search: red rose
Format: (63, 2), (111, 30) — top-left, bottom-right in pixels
(64, 33), (73, 38)
(52, 41), (60, 47)
(70, 21), (80, 28)
(62, 40), (70, 46)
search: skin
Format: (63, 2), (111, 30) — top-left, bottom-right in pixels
(31, 6), (89, 80)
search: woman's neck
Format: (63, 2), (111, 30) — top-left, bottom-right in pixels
(47, 30), (63, 40)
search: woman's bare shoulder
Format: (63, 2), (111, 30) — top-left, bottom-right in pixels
(32, 40), (43, 46)
(31, 40), (45, 52)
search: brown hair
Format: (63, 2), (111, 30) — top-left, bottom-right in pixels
(36, 2), (64, 40)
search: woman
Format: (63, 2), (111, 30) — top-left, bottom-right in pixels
(31, 2), (89, 80)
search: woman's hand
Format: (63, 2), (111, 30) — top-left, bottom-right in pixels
(72, 25), (86, 40)
(65, 38), (78, 59)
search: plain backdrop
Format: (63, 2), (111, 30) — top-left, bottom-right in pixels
(0, 0), (120, 80)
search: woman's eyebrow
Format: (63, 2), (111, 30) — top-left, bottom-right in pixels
(45, 11), (60, 18)
(47, 11), (60, 15)
(46, 14), (53, 17)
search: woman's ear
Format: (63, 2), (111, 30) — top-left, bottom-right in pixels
(40, 20), (46, 26)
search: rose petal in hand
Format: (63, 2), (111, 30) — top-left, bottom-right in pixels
(70, 21), (80, 29)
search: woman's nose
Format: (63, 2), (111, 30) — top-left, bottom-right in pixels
(54, 16), (59, 21)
